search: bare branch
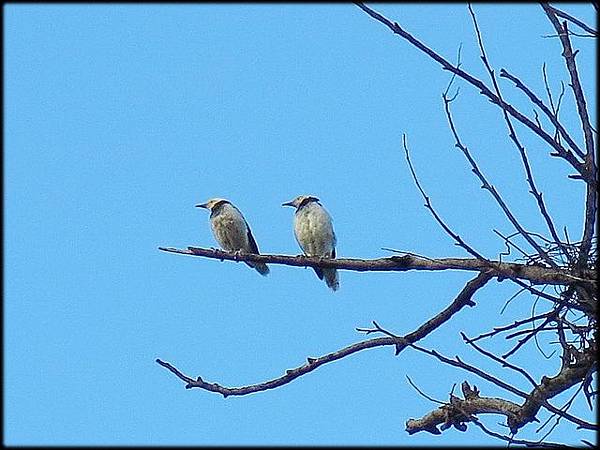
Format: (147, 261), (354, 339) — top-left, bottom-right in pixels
(543, 30), (597, 39)
(467, 4), (575, 270)
(157, 272), (493, 396)
(405, 386), (522, 436)
(546, 4), (598, 36)
(500, 67), (585, 160)
(460, 331), (539, 387)
(409, 342), (534, 402)
(158, 246), (595, 286)
(471, 419), (570, 448)
(516, 343), (597, 431)
(402, 136), (591, 313)
(406, 376), (446, 405)
(542, 66), (567, 150)
(405, 381), (576, 447)
(502, 314), (556, 359)
(541, 4), (597, 267)
(406, 342), (598, 431)
(354, 2), (589, 181)
(500, 286), (528, 314)
(157, 336), (397, 397)
(402, 134), (488, 262)
(536, 380), (586, 438)
(494, 229), (529, 259)
(470, 310), (558, 342)
(443, 88), (557, 268)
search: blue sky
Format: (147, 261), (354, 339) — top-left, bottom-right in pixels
(4, 3), (596, 446)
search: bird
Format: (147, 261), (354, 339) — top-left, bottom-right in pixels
(195, 198), (269, 276)
(282, 195), (339, 291)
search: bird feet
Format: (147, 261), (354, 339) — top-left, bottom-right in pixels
(232, 249), (246, 261)
(209, 247), (225, 261)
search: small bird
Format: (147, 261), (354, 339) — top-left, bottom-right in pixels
(282, 195), (339, 291)
(195, 198), (269, 276)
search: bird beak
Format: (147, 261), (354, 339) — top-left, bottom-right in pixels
(282, 200), (295, 207)
(195, 203), (208, 209)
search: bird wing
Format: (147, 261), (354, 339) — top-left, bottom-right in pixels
(245, 221), (260, 254)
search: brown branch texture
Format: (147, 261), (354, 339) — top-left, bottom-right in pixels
(158, 246), (594, 287)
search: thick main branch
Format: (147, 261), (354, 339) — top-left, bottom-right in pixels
(406, 393), (522, 436)
(404, 381), (586, 446)
(513, 345), (597, 431)
(158, 246), (594, 286)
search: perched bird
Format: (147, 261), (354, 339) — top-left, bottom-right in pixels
(282, 195), (339, 291)
(195, 198), (269, 276)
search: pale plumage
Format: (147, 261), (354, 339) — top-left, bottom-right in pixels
(282, 195), (339, 291)
(196, 198), (269, 276)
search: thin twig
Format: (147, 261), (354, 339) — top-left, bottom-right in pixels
(500, 287), (528, 314)
(471, 310), (557, 342)
(402, 134), (488, 262)
(461, 331), (538, 387)
(500, 67), (584, 161)
(502, 315), (555, 359)
(406, 375), (446, 405)
(494, 229), (530, 258)
(402, 132), (590, 313)
(471, 419), (570, 448)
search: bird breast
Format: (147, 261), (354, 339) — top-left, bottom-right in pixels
(210, 206), (249, 252)
(294, 204), (335, 256)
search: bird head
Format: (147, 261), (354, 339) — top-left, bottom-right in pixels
(282, 195), (320, 209)
(195, 198), (230, 211)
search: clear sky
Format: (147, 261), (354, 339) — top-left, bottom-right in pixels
(4, 3), (596, 446)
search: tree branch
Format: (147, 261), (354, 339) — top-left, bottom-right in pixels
(402, 135), (593, 314)
(499, 68), (583, 264)
(406, 388), (522, 436)
(156, 272), (493, 396)
(460, 331), (539, 388)
(406, 342), (598, 432)
(499, 68), (584, 160)
(541, 4), (597, 268)
(402, 134), (488, 262)
(405, 380), (589, 445)
(469, 309), (558, 342)
(406, 388), (569, 448)
(156, 336), (397, 397)
(546, 4), (598, 36)
(471, 418), (571, 448)
(354, 2), (589, 181)
(157, 246), (595, 286)
(514, 343), (597, 431)
(443, 88), (558, 268)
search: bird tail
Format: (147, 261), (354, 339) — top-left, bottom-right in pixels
(323, 268), (339, 291)
(246, 261), (270, 276)
(312, 267), (324, 280)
